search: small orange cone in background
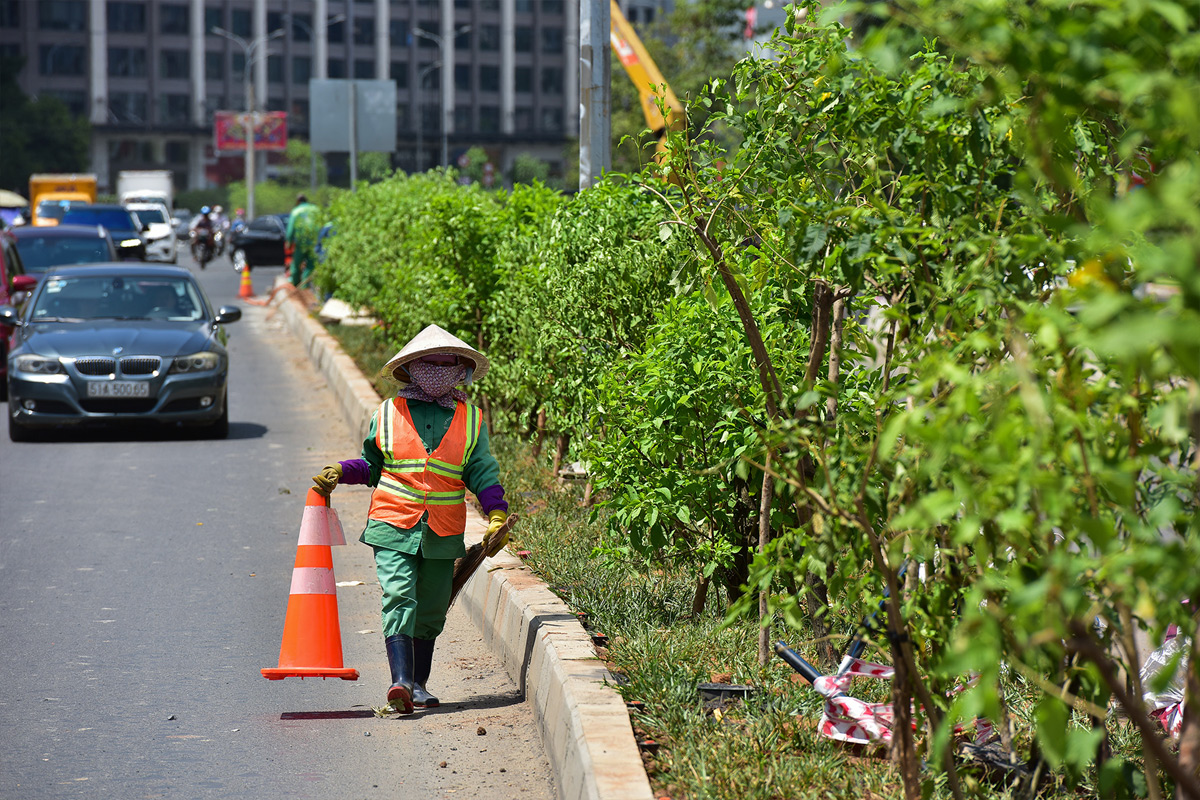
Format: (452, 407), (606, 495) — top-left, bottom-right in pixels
(262, 489), (359, 681)
(238, 266), (254, 299)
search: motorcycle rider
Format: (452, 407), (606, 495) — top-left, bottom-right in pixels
(189, 206), (216, 266)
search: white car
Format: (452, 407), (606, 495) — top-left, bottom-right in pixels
(127, 202), (177, 263)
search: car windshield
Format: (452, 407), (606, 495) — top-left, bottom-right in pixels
(60, 208), (136, 231)
(15, 235), (112, 273)
(30, 274), (205, 322)
(132, 207), (167, 223)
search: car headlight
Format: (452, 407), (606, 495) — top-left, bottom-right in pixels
(170, 351), (220, 373)
(14, 354), (64, 374)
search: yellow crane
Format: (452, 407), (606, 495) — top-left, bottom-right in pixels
(609, 0), (685, 152)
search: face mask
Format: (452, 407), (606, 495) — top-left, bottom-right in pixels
(406, 360), (466, 398)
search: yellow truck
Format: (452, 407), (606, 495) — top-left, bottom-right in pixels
(29, 173), (97, 226)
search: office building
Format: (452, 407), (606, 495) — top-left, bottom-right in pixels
(0, 0), (593, 191)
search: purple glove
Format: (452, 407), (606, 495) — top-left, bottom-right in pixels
(338, 459), (370, 485)
(477, 484), (508, 515)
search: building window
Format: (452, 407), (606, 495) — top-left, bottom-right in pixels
(161, 4), (188, 35)
(268, 11), (283, 33)
(268, 54), (284, 83)
(354, 17), (374, 45)
(455, 29), (471, 48)
(231, 9), (250, 37)
(454, 63), (470, 91)
(205, 94), (223, 120)
(479, 25), (500, 51)
(516, 0), (533, 12)
(205, 51), (223, 80)
(396, 104), (410, 132)
(542, 0), (563, 14)
(420, 103), (438, 132)
(515, 27), (533, 53)
(515, 66), (532, 93)
(541, 67), (562, 94)
(479, 106), (499, 133)
(267, 94), (286, 111)
(291, 14), (312, 42)
(328, 58), (346, 78)
(419, 63), (438, 89)
(540, 107), (562, 132)
(514, 107), (533, 131)
(389, 19), (407, 44)
(542, 28), (563, 54)
(39, 44), (86, 76)
(205, 8), (222, 35)
(107, 1), (146, 33)
(38, 1), (85, 31)
(293, 56), (311, 84)
(328, 18), (345, 43)
(354, 59), (373, 79)
(45, 89), (87, 116)
(109, 139), (154, 163)
(0, 0), (20, 28)
(390, 60), (408, 88)
(291, 99), (309, 128)
(232, 53), (245, 79)
(0, 42), (19, 59)
(481, 0), (499, 10)
(109, 92), (148, 123)
(479, 65), (499, 93)
(166, 140), (189, 162)
(160, 49), (190, 80)
(160, 93), (190, 124)
(454, 105), (470, 131)
(455, 0), (469, 8)
(109, 47), (147, 78)
(415, 24), (437, 48)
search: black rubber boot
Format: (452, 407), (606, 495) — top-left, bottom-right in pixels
(384, 634), (415, 714)
(412, 637), (440, 708)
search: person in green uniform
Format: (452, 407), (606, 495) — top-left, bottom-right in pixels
(285, 194), (321, 288)
(311, 324), (509, 714)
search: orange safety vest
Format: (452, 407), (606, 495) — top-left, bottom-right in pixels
(367, 398), (483, 537)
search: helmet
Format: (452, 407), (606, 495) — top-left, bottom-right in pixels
(235, 208), (244, 215)
(200, 206), (211, 214)
(213, 205), (223, 213)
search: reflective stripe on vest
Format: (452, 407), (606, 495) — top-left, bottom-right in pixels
(367, 398), (483, 536)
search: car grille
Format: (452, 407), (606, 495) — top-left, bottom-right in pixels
(120, 356), (161, 375)
(79, 398), (157, 414)
(75, 357), (116, 376)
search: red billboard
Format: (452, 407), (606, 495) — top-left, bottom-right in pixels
(214, 110), (288, 153)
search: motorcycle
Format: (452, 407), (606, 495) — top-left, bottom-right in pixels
(190, 228), (214, 269)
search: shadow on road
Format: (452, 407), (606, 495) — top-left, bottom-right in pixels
(2, 418), (268, 443)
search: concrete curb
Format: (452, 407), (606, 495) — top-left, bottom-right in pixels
(266, 285), (654, 800)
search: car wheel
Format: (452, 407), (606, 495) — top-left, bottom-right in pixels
(8, 409), (35, 443)
(232, 248), (248, 272)
(205, 400), (229, 439)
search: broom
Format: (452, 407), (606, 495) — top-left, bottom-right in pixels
(449, 513), (520, 607)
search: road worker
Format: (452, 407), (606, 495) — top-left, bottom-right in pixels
(311, 324), (509, 713)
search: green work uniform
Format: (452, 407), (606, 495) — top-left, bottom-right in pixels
(361, 398), (501, 639)
(285, 201), (320, 287)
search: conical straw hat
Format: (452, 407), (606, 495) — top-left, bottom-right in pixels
(381, 324), (489, 383)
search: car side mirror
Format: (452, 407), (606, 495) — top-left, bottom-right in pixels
(12, 274), (37, 293)
(214, 305), (242, 324)
(0, 304), (21, 326)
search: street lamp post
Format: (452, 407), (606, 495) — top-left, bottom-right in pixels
(212, 25), (284, 220)
(413, 25), (470, 168)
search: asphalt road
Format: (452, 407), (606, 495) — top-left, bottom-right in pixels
(0, 248), (555, 799)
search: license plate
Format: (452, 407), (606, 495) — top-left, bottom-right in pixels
(87, 381), (150, 398)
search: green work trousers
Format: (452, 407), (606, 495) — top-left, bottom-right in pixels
(289, 245), (317, 288)
(372, 545), (455, 640)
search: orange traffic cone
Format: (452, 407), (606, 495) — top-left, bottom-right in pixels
(262, 489), (359, 681)
(238, 266), (254, 299)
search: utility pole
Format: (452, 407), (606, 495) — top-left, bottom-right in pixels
(579, 0), (611, 189)
(212, 26), (284, 220)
